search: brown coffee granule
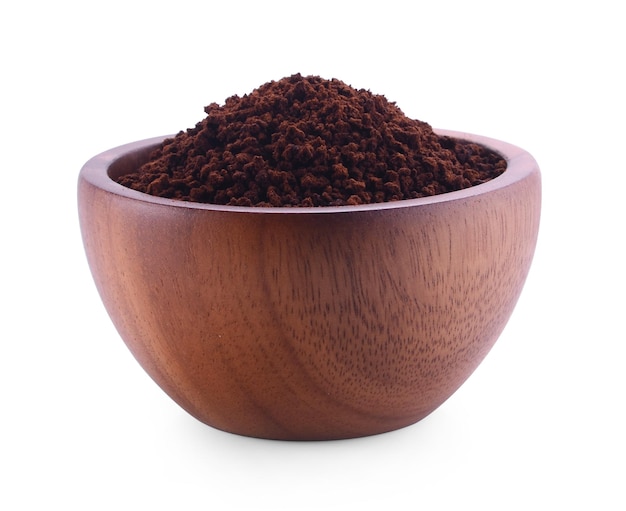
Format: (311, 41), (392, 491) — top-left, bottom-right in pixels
(117, 74), (506, 207)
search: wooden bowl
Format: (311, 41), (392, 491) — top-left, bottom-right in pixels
(77, 130), (541, 440)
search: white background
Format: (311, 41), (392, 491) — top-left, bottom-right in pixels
(2, 1), (624, 509)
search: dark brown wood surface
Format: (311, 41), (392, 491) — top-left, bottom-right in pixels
(78, 130), (541, 440)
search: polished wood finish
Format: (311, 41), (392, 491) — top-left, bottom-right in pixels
(78, 130), (541, 440)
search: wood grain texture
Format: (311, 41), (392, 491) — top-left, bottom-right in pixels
(78, 130), (541, 440)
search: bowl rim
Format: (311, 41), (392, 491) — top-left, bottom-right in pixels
(79, 129), (538, 214)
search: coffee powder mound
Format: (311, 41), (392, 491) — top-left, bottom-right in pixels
(117, 74), (506, 207)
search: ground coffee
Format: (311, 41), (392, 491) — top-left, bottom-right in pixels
(117, 74), (506, 207)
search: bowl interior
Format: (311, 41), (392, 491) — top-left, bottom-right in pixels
(88, 129), (536, 215)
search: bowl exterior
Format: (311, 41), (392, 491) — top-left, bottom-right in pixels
(78, 132), (541, 440)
